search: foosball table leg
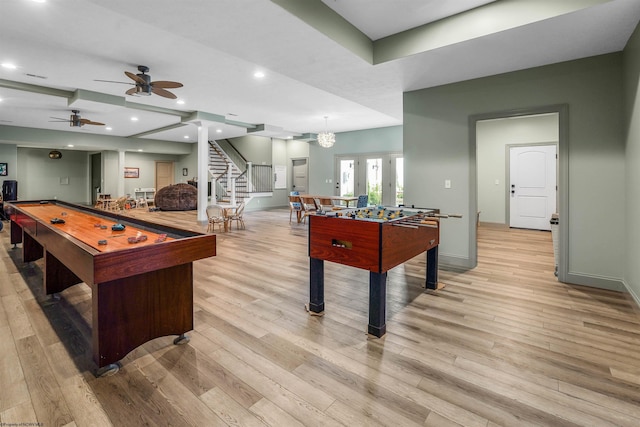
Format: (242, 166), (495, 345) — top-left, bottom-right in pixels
(426, 246), (439, 290)
(368, 271), (387, 337)
(308, 257), (325, 315)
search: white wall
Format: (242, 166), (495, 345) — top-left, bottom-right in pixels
(477, 113), (558, 224)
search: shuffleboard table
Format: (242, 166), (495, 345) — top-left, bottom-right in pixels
(308, 207), (440, 337)
(5, 200), (216, 376)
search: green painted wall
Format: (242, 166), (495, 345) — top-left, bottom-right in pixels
(17, 147), (90, 203)
(0, 144), (18, 183)
(404, 53), (625, 288)
(623, 24), (640, 304)
(308, 126), (402, 195)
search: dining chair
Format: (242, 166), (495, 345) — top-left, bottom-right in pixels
(318, 197), (336, 211)
(206, 205), (226, 233)
(110, 196), (128, 211)
(228, 202), (245, 230)
(300, 196), (318, 223)
(289, 195), (303, 223)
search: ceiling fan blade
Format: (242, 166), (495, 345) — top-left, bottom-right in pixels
(49, 117), (69, 121)
(94, 79), (134, 85)
(85, 120), (105, 126)
(151, 86), (177, 99)
(151, 80), (183, 89)
(125, 71), (146, 85)
(125, 87), (138, 96)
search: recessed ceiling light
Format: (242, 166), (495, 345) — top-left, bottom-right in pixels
(183, 135), (189, 139)
(254, 71), (265, 78)
(67, 144), (74, 148)
(131, 117), (138, 121)
(1, 63), (17, 70)
(137, 149), (143, 152)
(216, 129), (222, 133)
(176, 100), (185, 105)
(105, 126), (112, 131)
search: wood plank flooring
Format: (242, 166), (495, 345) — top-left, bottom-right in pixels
(1, 209), (639, 426)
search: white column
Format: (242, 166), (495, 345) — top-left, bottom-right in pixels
(230, 177), (236, 206)
(117, 150), (125, 197)
(247, 161), (253, 192)
(197, 124), (209, 223)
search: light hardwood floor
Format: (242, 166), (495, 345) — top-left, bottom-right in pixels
(1, 209), (639, 426)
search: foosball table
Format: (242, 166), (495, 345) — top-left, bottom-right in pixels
(307, 206), (445, 337)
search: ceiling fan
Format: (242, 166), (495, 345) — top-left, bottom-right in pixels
(49, 110), (104, 127)
(96, 65), (183, 99)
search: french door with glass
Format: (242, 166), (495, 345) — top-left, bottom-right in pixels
(335, 153), (403, 207)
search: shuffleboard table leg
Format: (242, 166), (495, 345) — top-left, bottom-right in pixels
(95, 362), (121, 378)
(368, 271), (387, 337)
(308, 257), (325, 315)
(173, 334), (190, 345)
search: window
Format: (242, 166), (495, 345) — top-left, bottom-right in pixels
(335, 153), (403, 207)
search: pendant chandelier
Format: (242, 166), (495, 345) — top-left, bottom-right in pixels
(317, 116), (335, 148)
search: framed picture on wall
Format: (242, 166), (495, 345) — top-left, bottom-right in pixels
(0, 163), (7, 176)
(124, 167), (139, 178)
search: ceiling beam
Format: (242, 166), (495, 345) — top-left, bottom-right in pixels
(270, 0), (373, 63)
(0, 78), (73, 98)
(373, 0), (613, 64)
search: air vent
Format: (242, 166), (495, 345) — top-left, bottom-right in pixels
(25, 73), (47, 79)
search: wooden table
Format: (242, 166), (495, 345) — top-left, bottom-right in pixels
(307, 208), (439, 337)
(298, 195), (359, 208)
(6, 200), (216, 376)
(217, 203), (237, 231)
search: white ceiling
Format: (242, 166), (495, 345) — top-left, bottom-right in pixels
(0, 0), (639, 152)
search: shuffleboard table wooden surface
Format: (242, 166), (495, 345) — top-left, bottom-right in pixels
(5, 200), (216, 377)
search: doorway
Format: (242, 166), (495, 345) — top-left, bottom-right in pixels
(509, 144), (557, 230)
(90, 152), (101, 205)
(335, 153), (403, 206)
(473, 106), (567, 281)
(292, 158), (308, 193)
(155, 161), (174, 191)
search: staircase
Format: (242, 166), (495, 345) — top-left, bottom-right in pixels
(207, 139), (273, 205)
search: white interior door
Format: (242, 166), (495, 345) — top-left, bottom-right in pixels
(509, 145), (557, 230)
(292, 158), (308, 193)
